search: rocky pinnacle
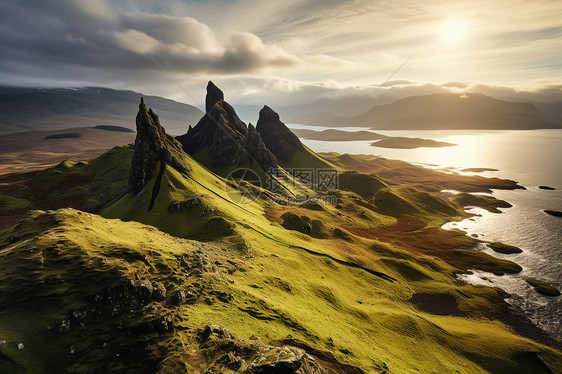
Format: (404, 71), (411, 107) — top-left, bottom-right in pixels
(128, 98), (190, 194)
(256, 105), (304, 161)
(205, 81), (224, 112)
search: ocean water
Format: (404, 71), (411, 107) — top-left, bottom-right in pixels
(290, 124), (562, 340)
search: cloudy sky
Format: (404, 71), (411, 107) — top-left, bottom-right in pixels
(0, 0), (561, 107)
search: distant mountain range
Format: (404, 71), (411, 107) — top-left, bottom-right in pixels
(289, 92), (562, 130)
(0, 87), (560, 134)
(0, 87), (203, 134)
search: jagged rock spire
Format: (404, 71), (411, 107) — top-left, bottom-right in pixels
(178, 83), (281, 171)
(128, 98), (190, 194)
(245, 123), (277, 170)
(256, 105), (304, 161)
(205, 81), (224, 112)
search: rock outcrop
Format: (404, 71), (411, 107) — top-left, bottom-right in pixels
(198, 325), (326, 373)
(245, 123), (277, 170)
(206, 80), (225, 112)
(128, 98), (190, 194)
(178, 82), (276, 170)
(256, 105), (304, 161)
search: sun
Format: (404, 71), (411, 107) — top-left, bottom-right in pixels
(441, 19), (466, 43)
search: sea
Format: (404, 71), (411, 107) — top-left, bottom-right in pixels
(289, 124), (562, 341)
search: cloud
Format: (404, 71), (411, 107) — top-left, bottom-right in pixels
(0, 0), (559, 108)
(0, 0), (355, 88)
(109, 29), (161, 54)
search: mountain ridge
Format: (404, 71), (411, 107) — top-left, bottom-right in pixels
(0, 86), (204, 134)
(290, 92), (561, 129)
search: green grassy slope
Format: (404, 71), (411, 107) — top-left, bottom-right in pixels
(5, 145), (132, 213)
(2, 204), (561, 373)
(1, 142), (561, 373)
(277, 145), (335, 170)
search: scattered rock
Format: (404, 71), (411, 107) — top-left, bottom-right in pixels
(487, 242), (523, 254)
(249, 346), (321, 374)
(538, 186), (555, 190)
(221, 352), (245, 370)
(199, 325), (234, 341)
(152, 282), (167, 301)
(526, 279), (561, 296)
(135, 279), (154, 301)
(544, 210), (562, 217)
(170, 290), (186, 306)
(57, 319), (71, 333)
(168, 197), (202, 213)
(198, 325), (324, 373)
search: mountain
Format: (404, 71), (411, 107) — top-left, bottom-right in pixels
(177, 81), (332, 174)
(0, 86), (203, 134)
(278, 95), (398, 124)
(0, 84), (561, 373)
(291, 92), (561, 129)
(535, 101), (562, 124)
(177, 81), (276, 171)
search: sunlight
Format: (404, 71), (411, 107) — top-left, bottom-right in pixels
(441, 19), (466, 43)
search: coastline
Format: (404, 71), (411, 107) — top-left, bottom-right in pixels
(320, 151), (561, 345)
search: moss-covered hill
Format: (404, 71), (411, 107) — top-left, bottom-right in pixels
(0, 94), (560, 373)
(0, 146), (560, 373)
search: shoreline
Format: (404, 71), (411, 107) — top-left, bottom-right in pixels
(321, 151), (561, 345)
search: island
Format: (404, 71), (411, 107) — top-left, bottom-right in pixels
(371, 137), (457, 149)
(291, 128), (387, 141)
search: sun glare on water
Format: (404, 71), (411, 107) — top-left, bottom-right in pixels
(441, 19), (466, 43)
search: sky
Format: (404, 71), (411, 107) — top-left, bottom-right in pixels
(0, 0), (561, 108)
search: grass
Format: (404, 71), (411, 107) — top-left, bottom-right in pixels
(1, 144), (561, 372)
(371, 185), (464, 224)
(453, 193), (513, 213)
(0, 196), (31, 211)
(277, 146), (336, 170)
(321, 152), (522, 193)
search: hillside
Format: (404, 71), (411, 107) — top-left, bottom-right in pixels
(0, 85), (561, 373)
(291, 92), (561, 130)
(0, 87), (203, 134)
